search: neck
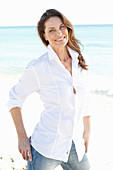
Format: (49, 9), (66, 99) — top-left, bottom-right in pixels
(52, 46), (70, 61)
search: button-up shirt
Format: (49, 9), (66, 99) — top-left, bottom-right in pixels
(7, 45), (91, 162)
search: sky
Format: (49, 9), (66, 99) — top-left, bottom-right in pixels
(0, 0), (113, 26)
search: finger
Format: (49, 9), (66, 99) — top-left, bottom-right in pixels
(22, 150), (26, 160)
(85, 146), (87, 153)
(21, 149), (29, 161)
(85, 142), (88, 153)
(18, 147), (22, 153)
(28, 146), (32, 162)
(24, 150), (28, 161)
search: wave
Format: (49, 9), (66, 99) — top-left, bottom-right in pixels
(89, 75), (113, 97)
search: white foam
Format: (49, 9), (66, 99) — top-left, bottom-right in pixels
(89, 74), (113, 97)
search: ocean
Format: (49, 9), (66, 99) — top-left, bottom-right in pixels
(0, 25), (113, 97)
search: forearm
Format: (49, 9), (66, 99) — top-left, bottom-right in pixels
(83, 116), (91, 133)
(10, 107), (32, 161)
(83, 116), (91, 152)
(10, 107), (27, 138)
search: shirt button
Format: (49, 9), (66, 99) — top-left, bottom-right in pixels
(66, 151), (69, 154)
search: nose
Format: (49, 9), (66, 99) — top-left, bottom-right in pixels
(56, 29), (62, 35)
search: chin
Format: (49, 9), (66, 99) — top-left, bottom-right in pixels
(55, 40), (68, 47)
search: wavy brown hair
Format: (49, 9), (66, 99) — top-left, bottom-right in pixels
(37, 9), (88, 70)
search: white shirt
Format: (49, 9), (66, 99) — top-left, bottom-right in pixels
(7, 45), (91, 162)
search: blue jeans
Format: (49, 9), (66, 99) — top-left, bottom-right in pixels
(27, 141), (90, 170)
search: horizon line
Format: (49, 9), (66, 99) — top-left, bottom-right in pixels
(0, 23), (113, 28)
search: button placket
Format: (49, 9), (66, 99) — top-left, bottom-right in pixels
(56, 57), (72, 82)
(66, 151), (69, 154)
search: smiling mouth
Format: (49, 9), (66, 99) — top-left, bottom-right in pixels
(55, 36), (65, 42)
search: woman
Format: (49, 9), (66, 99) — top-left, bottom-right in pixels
(7, 9), (91, 170)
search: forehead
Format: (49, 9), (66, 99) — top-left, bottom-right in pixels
(45, 16), (63, 28)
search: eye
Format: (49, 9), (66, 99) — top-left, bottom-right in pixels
(60, 25), (65, 29)
(49, 29), (55, 32)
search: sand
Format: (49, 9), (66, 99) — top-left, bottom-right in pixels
(0, 74), (113, 170)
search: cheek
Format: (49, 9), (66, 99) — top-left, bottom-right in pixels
(63, 30), (69, 41)
(65, 29), (69, 36)
(62, 29), (68, 36)
(47, 33), (55, 41)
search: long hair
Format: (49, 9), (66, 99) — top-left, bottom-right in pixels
(37, 9), (88, 70)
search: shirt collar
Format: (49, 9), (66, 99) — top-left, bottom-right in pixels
(47, 44), (59, 61)
(47, 44), (79, 68)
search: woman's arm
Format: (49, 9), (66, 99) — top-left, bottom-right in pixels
(7, 65), (40, 161)
(10, 107), (32, 161)
(83, 116), (91, 153)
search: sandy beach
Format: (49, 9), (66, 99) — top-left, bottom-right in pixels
(0, 74), (113, 170)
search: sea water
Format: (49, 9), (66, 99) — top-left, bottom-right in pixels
(0, 25), (113, 96)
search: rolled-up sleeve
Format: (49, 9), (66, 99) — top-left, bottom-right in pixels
(83, 89), (91, 117)
(82, 70), (91, 117)
(7, 64), (40, 111)
(80, 54), (91, 117)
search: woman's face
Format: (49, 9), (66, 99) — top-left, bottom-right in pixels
(44, 16), (69, 50)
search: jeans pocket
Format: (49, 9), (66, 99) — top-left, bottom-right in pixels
(31, 145), (38, 161)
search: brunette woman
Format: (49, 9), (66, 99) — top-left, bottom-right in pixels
(8, 9), (91, 170)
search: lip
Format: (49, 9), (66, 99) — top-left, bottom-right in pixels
(55, 36), (65, 42)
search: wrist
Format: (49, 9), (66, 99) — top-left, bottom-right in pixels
(17, 131), (27, 139)
(83, 129), (91, 137)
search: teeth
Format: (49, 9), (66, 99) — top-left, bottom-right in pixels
(57, 38), (63, 41)
(56, 37), (65, 41)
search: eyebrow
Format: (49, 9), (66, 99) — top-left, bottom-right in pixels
(48, 24), (64, 30)
(48, 27), (55, 30)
